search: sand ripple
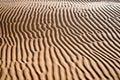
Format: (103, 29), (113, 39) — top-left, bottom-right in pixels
(0, 0), (120, 80)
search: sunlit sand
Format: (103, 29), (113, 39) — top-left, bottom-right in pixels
(0, 0), (120, 80)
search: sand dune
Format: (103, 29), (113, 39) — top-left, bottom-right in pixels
(0, 0), (120, 80)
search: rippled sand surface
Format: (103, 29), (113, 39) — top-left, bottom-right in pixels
(0, 0), (120, 80)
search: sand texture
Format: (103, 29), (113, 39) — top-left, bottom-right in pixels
(0, 0), (120, 80)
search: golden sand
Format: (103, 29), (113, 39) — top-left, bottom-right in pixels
(0, 0), (120, 80)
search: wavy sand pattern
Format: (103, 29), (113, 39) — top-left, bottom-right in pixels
(0, 0), (120, 80)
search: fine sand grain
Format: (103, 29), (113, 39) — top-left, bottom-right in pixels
(0, 0), (120, 80)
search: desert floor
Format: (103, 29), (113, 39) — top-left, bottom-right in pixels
(0, 0), (120, 80)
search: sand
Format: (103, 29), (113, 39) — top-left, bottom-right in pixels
(0, 0), (120, 80)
